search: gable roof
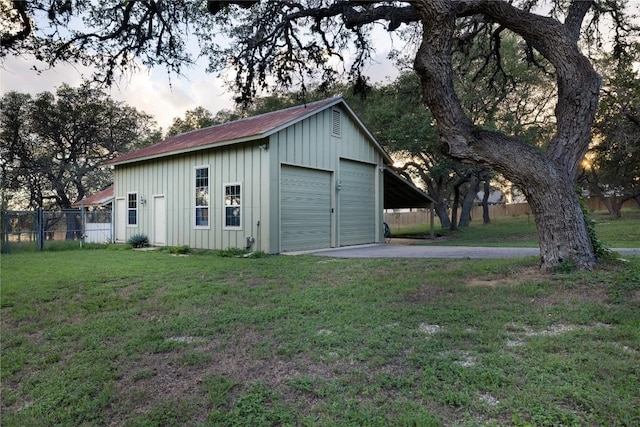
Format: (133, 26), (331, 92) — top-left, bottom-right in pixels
(107, 97), (392, 166)
(72, 185), (114, 207)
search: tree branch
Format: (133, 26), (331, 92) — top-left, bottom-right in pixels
(1, 1), (32, 48)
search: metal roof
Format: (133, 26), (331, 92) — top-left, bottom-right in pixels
(72, 185), (114, 207)
(384, 168), (434, 209)
(107, 96), (392, 166)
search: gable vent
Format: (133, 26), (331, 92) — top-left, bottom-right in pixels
(331, 109), (341, 137)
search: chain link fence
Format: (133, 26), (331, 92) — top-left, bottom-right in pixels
(1, 208), (113, 253)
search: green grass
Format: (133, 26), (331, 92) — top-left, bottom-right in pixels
(392, 208), (640, 248)
(2, 249), (639, 426)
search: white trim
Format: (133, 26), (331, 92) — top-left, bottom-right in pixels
(223, 181), (242, 230)
(194, 165), (211, 229)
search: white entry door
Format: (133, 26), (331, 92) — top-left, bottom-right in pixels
(115, 197), (126, 242)
(153, 195), (166, 246)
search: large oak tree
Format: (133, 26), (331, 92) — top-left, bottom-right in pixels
(3, 0), (637, 270)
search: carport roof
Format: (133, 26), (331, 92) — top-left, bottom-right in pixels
(384, 168), (433, 209)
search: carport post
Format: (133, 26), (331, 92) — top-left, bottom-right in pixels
(430, 207), (435, 239)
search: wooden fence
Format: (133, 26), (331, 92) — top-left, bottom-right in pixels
(383, 210), (432, 230)
(384, 197), (638, 229)
(469, 203), (531, 220)
(581, 197), (638, 212)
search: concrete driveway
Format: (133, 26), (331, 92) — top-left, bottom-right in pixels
(305, 239), (640, 259)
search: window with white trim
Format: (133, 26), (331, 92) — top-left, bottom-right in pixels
(224, 183), (241, 229)
(195, 166), (210, 227)
(127, 192), (138, 226)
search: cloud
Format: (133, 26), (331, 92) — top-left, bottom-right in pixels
(108, 64), (235, 130)
(1, 56), (89, 95)
(1, 56), (235, 131)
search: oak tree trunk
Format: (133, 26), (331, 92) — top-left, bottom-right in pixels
(434, 202), (451, 229)
(413, 0), (600, 270)
(459, 175), (481, 227)
(450, 178), (464, 231)
(521, 168), (596, 269)
(599, 195), (622, 218)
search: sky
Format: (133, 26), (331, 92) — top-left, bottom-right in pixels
(1, 55), (243, 132)
(0, 29), (400, 132)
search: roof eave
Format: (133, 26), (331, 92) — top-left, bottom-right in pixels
(107, 134), (265, 167)
(107, 96), (393, 167)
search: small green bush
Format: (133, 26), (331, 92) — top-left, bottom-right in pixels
(169, 245), (191, 255)
(215, 247), (247, 257)
(127, 233), (149, 248)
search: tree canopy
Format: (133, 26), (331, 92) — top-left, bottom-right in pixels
(166, 107), (220, 138)
(3, 0), (638, 270)
(0, 84), (160, 210)
(582, 46), (640, 217)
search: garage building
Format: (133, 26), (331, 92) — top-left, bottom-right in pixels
(106, 97), (430, 253)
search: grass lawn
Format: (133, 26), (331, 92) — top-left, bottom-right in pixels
(1, 247), (639, 426)
(392, 209), (640, 248)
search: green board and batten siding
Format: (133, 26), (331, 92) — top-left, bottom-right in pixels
(114, 140), (270, 250)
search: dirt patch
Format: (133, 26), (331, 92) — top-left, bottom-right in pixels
(418, 323), (441, 336)
(504, 322), (612, 342)
(114, 326), (347, 419)
(533, 284), (611, 306)
(467, 267), (552, 288)
(404, 285), (454, 305)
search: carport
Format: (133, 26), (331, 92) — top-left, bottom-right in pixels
(383, 167), (435, 238)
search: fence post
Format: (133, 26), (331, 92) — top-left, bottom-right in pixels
(36, 208), (45, 251)
(1, 208), (8, 254)
(81, 202), (85, 248)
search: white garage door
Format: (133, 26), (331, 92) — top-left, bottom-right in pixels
(339, 160), (376, 246)
(280, 165), (332, 252)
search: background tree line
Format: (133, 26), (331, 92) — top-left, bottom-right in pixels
(1, 84), (161, 211)
(2, 40), (637, 227)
